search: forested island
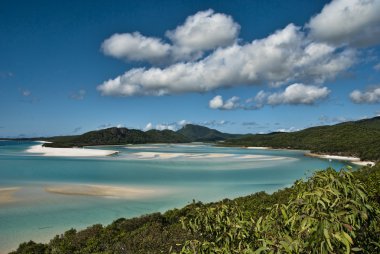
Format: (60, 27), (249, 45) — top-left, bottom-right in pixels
(38, 116), (380, 162)
(224, 116), (380, 162)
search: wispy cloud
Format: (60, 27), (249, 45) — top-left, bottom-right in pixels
(201, 120), (233, 127)
(20, 89), (31, 97)
(97, 123), (113, 129)
(318, 115), (352, 124)
(97, 123), (125, 130)
(73, 127), (82, 133)
(242, 121), (258, 126)
(275, 127), (300, 133)
(19, 88), (39, 104)
(70, 89), (86, 100)
(0, 71), (13, 78)
(374, 63), (380, 71)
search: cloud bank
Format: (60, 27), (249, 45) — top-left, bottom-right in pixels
(98, 23), (354, 96)
(97, 0), (380, 108)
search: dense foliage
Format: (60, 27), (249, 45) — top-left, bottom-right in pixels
(177, 124), (243, 142)
(178, 168), (380, 253)
(12, 163), (380, 254)
(225, 116), (380, 161)
(44, 127), (191, 148)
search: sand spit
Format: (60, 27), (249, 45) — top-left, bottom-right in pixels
(0, 187), (20, 204)
(44, 184), (169, 199)
(130, 152), (290, 161)
(26, 144), (119, 157)
(132, 152), (237, 160)
(305, 153), (375, 166)
(245, 147), (270, 150)
(133, 152), (187, 159)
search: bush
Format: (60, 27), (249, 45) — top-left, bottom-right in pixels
(178, 168), (380, 254)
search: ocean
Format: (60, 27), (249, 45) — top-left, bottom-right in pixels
(0, 141), (353, 253)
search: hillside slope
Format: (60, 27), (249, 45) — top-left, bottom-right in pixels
(225, 116), (380, 161)
(177, 124), (243, 142)
(44, 127), (190, 147)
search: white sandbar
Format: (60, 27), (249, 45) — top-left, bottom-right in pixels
(44, 184), (169, 199)
(26, 144), (119, 157)
(305, 153), (375, 166)
(0, 187), (20, 204)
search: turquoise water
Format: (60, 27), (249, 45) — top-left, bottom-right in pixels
(0, 141), (353, 253)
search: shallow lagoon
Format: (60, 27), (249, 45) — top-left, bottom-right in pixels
(0, 141), (353, 253)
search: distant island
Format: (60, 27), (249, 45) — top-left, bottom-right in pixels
(39, 123), (244, 147)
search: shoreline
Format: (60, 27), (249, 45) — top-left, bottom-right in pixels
(241, 146), (376, 167)
(26, 143), (119, 157)
(305, 152), (375, 166)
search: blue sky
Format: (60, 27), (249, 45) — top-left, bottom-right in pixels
(1, 0), (380, 137)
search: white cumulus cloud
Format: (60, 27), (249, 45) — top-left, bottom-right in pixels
(209, 95), (240, 110)
(210, 83), (330, 110)
(166, 9), (240, 60)
(102, 32), (171, 63)
(350, 86), (380, 103)
(308, 0), (380, 47)
(101, 10), (239, 64)
(266, 83), (330, 105)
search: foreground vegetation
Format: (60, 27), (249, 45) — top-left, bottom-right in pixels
(225, 117), (380, 161)
(12, 163), (380, 254)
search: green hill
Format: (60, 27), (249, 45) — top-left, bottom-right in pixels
(44, 124), (242, 147)
(44, 127), (190, 148)
(176, 124), (243, 142)
(224, 116), (380, 161)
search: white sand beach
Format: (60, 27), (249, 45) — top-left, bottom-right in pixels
(203, 153), (234, 158)
(44, 184), (169, 199)
(305, 153), (375, 166)
(0, 187), (20, 204)
(26, 144), (119, 157)
(238, 155), (288, 161)
(245, 147), (270, 150)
